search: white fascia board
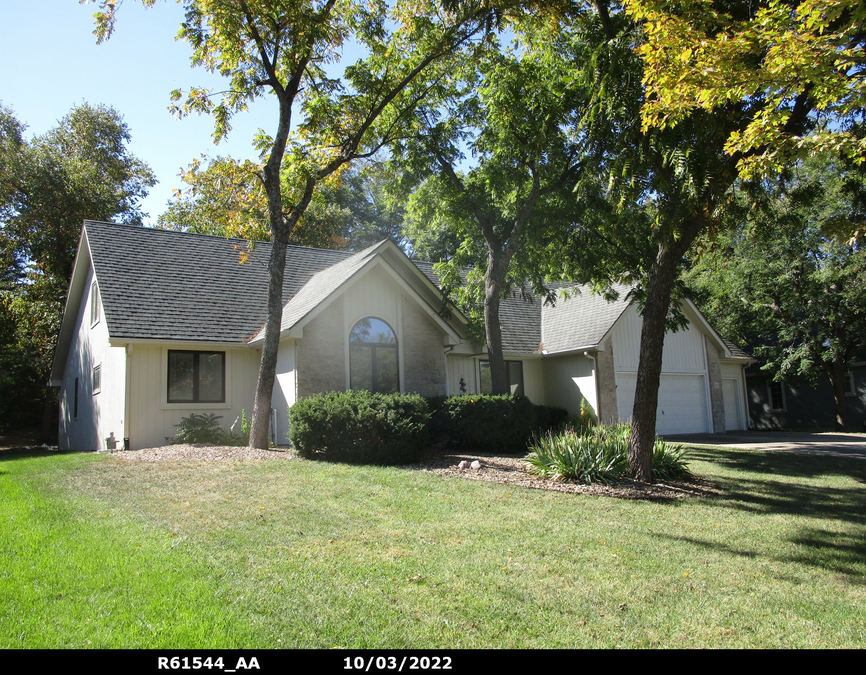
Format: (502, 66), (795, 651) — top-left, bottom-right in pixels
(541, 344), (601, 356)
(682, 299), (733, 358)
(49, 226), (92, 384)
(379, 242), (471, 329)
(109, 338), (255, 350)
(246, 246), (384, 346)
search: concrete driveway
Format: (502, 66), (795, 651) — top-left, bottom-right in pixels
(666, 430), (866, 460)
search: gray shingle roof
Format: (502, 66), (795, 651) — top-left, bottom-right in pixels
(412, 261), (541, 354)
(541, 283), (633, 352)
(86, 220), (350, 343)
(722, 337), (752, 360)
(251, 241), (384, 341)
(83, 221), (748, 360)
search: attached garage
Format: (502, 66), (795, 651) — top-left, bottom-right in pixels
(616, 372), (711, 435)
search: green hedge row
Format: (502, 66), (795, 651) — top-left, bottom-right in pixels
(289, 390), (430, 465)
(289, 391), (569, 464)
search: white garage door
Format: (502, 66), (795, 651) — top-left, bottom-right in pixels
(722, 378), (744, 430)
(616, 373), (709, 435)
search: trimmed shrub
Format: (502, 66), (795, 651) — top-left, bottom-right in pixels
(527, 422), (691, 484)
(435, 394), (536, 453)
(533, 404), (569, 433)
(288, 390), (430, 465)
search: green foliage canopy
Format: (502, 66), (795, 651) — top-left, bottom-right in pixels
(685, 155), (866, 427)
(627, 0), (866, 179)
(0, 102), (155, 432)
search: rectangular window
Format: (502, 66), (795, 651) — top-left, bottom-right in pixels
(90, 281), (100, 326)
(74, 377), (79, 419)
(168, 351), (225, 403)
(92, 365), (101, 395)
(767, 380), (785, 411)
(479, 360), (524, 396)
(844, 371), (855, 396)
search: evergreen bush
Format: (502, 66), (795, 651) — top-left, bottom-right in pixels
(288, 390), (430, 465)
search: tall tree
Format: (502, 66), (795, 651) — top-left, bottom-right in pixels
(0, 102), (155, 435)
(685, 156), (866, 428)
(396, 24), (583, 393)
(553, 1), (781, 480)
(93, 0), (497, 448)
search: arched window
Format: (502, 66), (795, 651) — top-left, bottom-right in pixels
(350, 318), (399, 394)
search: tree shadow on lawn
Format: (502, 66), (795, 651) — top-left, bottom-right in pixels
(660, 446), (866, 580)
(655, 527), (866, 582)
(0, 446), (90, 463)
(685, 447), (866, 525)
(688, 446), (866, 482)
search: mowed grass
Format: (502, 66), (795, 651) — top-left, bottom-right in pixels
(1, 445), (865, 648)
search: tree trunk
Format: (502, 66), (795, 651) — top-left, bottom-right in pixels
(826, 360), (849, 429)
(628, 226), (699, 482)
(484, 251), (509, 395)
(249, 94), (293, 450)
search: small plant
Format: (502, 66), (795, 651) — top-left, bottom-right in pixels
(174, 413), (244, 446)
(527, 429), (628, 484)
(566, 398), (598, 435)
(651, 439), (691, 480)
(526, 422), (690, 484)
(230, 409), (251, 444)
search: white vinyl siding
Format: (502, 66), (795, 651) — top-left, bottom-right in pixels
(127, 344), (259, 450)
(59, 263), (127, 451)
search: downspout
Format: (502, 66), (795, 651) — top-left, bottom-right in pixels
(124, 343), (132, 450)
(584, 351), (599, 420)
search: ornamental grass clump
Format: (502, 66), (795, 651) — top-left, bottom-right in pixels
(526, 428), (628, 484)
(526, 422), (691, 484)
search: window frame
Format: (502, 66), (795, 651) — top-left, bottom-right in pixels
(479, 359), (525, 396)
(92, 364), (101, 396)
(348, 317), (400, 395)
(90, 281), (100, 327)
(767, 380), (786, 412)
(73, 377), (79, 419)
(167, 350), (226, 404)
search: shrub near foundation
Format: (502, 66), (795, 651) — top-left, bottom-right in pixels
(438, 394), (536, 453)
(288, 391), (430, 465)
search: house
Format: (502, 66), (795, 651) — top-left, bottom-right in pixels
(746, 364), (866, 430)
(51, 220), (752, 451)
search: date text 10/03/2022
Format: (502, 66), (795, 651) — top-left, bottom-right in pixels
(344, 656), (452, 671)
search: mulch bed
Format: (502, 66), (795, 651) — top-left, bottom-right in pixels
(1, 433), (717, 499)
(105, 443), (718, 500)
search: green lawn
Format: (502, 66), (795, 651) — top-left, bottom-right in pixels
(1, 445), (864, 648)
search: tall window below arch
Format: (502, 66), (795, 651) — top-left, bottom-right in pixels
(350, 318), (399, 394)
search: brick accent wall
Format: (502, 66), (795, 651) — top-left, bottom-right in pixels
(401, 298), (447, 396)
(296, 297), (347, 396)
(597, 342), (619, 424)
(705, 336), (726, 433)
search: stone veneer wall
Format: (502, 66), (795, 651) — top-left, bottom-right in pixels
(705, 336), (726, 433)
(296, 296), (347, 396)
(596, 342), (619, 424)
(401, 298), (447, 396)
